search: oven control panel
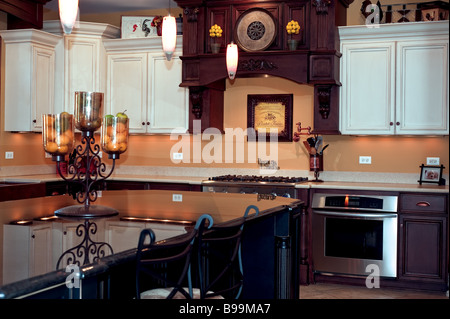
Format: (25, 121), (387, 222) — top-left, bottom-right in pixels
(312, 193), (398, 212)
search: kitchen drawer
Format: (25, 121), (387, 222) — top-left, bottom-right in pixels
(400, 194), (447, 214)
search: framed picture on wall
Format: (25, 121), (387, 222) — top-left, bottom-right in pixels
(418, 164), (446, 185)
(247, 94), (293, 142)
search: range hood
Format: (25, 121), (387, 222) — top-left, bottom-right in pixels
(175, 0), (354, 134)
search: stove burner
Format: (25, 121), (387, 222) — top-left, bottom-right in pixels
(208, 175), (308, 183)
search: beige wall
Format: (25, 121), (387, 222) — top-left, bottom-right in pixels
(0, 2), (448, 176)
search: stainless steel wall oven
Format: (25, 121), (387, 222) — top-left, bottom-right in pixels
(312, 193), (399, 278)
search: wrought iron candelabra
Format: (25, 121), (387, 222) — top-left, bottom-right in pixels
(42, 91), (129, 267)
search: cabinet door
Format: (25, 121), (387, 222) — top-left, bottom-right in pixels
(2, 30), (59, 132)
(340, 42), (396, 134)
(145, 222), (187, 241)
(3, 224), (51, 283)
(31, 45), (56, 131)
(398, 214), (447, 284)
(148, 54), (189, 133)
(29, 225), (53, 277)
(396, 40), (449, 135)
(104, 221), (146, 253)
(64, 37), (104, 114)
(106, 53), (148, 133)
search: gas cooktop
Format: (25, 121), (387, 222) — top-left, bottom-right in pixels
(205, 175), (309, 184)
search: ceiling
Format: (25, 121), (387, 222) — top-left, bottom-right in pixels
(44, 0), (178, 15)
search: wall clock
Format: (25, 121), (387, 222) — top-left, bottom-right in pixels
(234, 8), (277, 52)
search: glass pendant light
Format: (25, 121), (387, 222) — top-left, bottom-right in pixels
(162, 15), (177, 61)
(226, 42), (238, 80)
(58, 0), (79, 34)
(162, 1), (177, 61)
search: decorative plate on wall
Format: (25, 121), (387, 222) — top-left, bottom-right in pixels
(234, 8), (277, 52)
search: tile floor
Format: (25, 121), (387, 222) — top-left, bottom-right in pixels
(300, 282), (449, 299)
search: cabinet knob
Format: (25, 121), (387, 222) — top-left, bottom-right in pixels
(142, 122), (145, 125)
(147, 121), (150, 125)
(390, 122), (394, 126)
(31, 234), (35, 239)
(396, 122), (400, 126)
(33, 119), (37, 123)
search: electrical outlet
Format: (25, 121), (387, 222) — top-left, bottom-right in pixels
(45, 152), (52, 158)
(426, 157), (440, 165)
(5, 152), (14, 159)
(172, 194), (183, 202)
(359, 156), (372, 164)
(173, 152), (183, 160)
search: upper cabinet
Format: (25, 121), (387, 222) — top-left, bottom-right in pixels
(103, 36), (188, 134)
(2, 21), (187, 134)
(339, 21), (449, 135)
(42, 21), (121, 115)
(1, 29), (61, 132)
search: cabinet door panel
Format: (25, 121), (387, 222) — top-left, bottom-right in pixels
(396, 40), (449, 134)
(340, 43), (395, 134)
(65, 38), (101, 114)
(149, 55), (188, 133)
(107, 53), (148, 133)
(32, 45), (55, 131)
(399, 215), (447, 282)
(30, 225), (52, 277)
(105, 221), (146, 253)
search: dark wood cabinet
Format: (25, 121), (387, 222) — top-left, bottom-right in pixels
(398, 193), (448, 290)
(0, 0), (51, 29)
(103, 180), (201, 192)
(0, 182), (46, 201)
(175, 0), (354, 134)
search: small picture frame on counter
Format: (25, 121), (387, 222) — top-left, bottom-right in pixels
(418, 164), (446, 185)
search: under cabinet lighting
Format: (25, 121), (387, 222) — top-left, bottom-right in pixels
(10, 219), (33, 225)
(120, 216), (194, 225)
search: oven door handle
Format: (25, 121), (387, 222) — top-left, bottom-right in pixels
(312, 210), (398, 219)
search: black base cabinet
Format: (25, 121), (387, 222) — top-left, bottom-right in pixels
(398, 193), (448, 291)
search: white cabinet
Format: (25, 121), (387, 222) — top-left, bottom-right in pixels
(43, 21), (121, 115)
(0, 29), (60, 132)
(104, 220), (146, 253)
(104, 220), (188, 253)
(52, 219), (106, 268)
(3, 223), (52, 284)
(396, 40), (448, 134)
(104, 36), (188, 134)
(339, 21), (449, 135)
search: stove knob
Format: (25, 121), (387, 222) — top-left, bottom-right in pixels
(282, 193), (291, 198)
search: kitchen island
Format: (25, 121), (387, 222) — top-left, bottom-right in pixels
(0, 189), (303, 299)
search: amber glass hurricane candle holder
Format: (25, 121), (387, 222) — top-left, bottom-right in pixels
(43, 113), (74, 160)
(101, 116), (129, 159)
(74, 91), (103, 132)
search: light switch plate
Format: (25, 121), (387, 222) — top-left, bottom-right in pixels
(5, 151), (14, 159)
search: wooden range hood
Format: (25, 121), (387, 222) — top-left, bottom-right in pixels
(175, 0), (354, 134)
